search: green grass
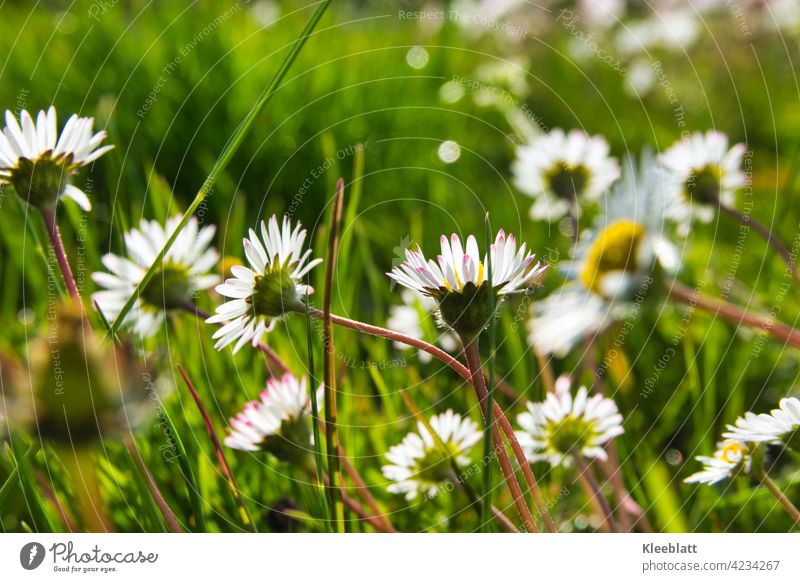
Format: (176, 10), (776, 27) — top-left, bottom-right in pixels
(1, 0), (799, 533)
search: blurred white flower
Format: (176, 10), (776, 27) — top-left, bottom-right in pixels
(207, 215), (322, 352)
(660, 130), (747, 236)
(92, 216), (219, 337)
(723, 397), (800, 447)
(515, 376), (624, 468)
(0, 106), (112, 210)
(684, 440), (751, 485)
(225, 373), (314, 462)
(382, 409), (481, 500)
(529, 152), (679, 356)
(512, 129), (620, 222)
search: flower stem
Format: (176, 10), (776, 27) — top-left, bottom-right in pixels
(717, 199), (800, 288)
(463, 335), (537, 532)
(303, 306), (557, 531)
(40, 207), (81, 305)
(756, 470), (800, 527)
(667, 281), (800, 349)
(573, 455), (618, 533)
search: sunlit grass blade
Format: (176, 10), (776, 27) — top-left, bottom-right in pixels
(159, 407), (207, 532)
(0, 442), (36, 509)
(107, 0), (332, 335)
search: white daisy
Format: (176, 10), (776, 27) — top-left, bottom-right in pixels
(684, 440), (751, 485)
(512, 128), (620, 222)
(660, 130), (747, 236)
(0, 106), (113, 210)
(224, 373), (313, 462)
(207, 215), (322, 353)
(386, 290), (458, 363)
(723, 397), (800, 448)
(515, 376), (624, 468)
(382, 409), (481, 500)
(387, 229), (546, 336)
(92, 215), (219, 337)
(529, 153), (680, 356)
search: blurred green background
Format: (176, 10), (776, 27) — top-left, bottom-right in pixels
(1, 0), (799, 533)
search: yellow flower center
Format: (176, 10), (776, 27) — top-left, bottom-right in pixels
(580, 220), (646, 295)
(720, 442), (747, 463)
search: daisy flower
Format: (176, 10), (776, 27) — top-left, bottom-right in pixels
(529, 152), (680, 356)
(684, 440), (751, 485)
(723, 397), (800, 449)
(386, 290), (458, 363)
(660, 130), (747, 236)
(515, 376), (624, 468)
(224, 373), (313, 463)
(92, 216), (219, 337)
(207, 215), (322, 353)
(387, 229), (546, 337)
(0, 106), (112, 210)
(512, 129), (620, 222)
(382, 409), (481, 500)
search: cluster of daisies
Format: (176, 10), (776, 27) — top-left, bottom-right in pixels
(511, 128), (742, 357)
(2, 104), (796, 527)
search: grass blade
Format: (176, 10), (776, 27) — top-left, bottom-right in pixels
(322, 178), (345, 532)
(305, 290), (331, 531)
(177, 365), (257, 532)
(108, 0), (332, 335)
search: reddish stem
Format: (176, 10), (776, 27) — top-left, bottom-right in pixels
(309, 308), (556, 531)
(667, 281), (800, 349)
(40, 206), (81, 304)
(463, 336), (537, 532)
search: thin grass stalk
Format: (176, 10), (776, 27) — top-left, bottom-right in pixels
(124, 434), (183, 532)
(321, 178), (345, 532)
(39, 207), (81, 305)
(0, 443), (37, 508)
(667, 281), (800, 348)
(305, 292), (331, 530)
(177, 365), (256, 532)
(755, 470), (800, 527)
(107, 0), (332, 335)
(481, 214), (495, 531)
(573, 455), (618, 533)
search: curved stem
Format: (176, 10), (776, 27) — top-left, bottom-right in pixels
(305, 307), (556, 531)
(756, 470), (800, 528)
(667, 281), (800, 349)
(463, 336), (537, 532)
(718, 200), (800, 288)
(40, 207), (81, 305)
